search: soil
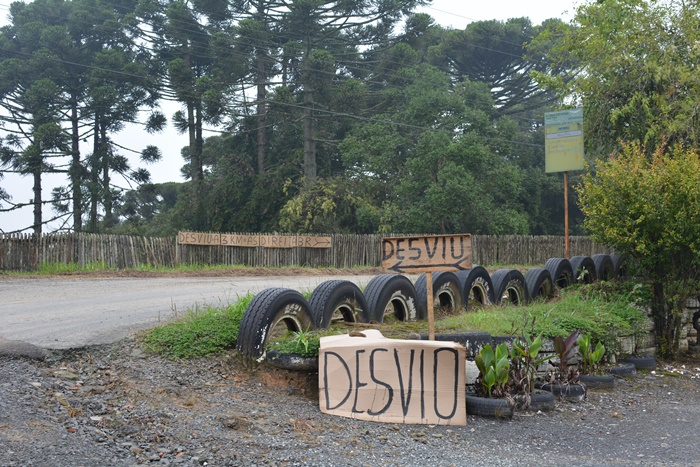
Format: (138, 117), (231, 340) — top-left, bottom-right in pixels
(2, 338), (700, 466)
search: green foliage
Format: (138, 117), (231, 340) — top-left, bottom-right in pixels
(577, 142), (700, 356)
(438, 281), (646, 346)
(578, 333), (605, 375)
(509, 333), (553, 395)
(267, 330), (321, 358)
(474, 343), (510, 398)
(143, 293), (253, 359)
(533, 0), (700, 157)
(552, 330), (580, 381)
(35, 261), (113, 274)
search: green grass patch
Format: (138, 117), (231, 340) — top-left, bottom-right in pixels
(437, 281), (647, 347)
(143, 293), (254, 359)
(34, 261), (114, 274)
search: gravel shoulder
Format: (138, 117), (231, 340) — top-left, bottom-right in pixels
(2, 338), (700, 466)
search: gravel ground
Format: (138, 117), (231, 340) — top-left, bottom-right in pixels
(2, 338), (700, 466)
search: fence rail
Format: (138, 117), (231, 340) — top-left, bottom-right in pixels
(0, 232), (612, 272)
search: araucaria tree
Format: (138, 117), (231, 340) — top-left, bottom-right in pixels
(576, 143), (700, 357)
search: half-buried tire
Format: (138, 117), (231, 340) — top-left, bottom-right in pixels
(236, 288), (314, 359)
(455, 267), (495, 310)
(414, 271), (463, 318)
(544, 258), (574, 290)
(592, 254), (615, 282)
(308, 280), (370, 329)
(524, 268), (554, 302)
(364, 274), (420, 323)
(569, 256), (597, 284)
(491, 269), (530, 306)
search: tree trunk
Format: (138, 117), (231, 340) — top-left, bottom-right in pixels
(70, 92), (82, 232)
(256, 47), (267, 174)
(302, 40), (316, 181)
(89, 120), (100, 233)
(101, 123), (113, 229)
(652, 281), (683, 357)
(32, 160), (42, 237)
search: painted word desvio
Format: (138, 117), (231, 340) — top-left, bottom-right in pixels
(319, 330), (466, 425)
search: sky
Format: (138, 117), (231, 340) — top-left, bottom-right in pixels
(0, 0), (579, 233)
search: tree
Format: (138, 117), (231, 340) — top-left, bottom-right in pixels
(532, 0), (700, 157)
(576, 142), (700, 357)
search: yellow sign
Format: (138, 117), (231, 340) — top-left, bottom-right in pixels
(381, 234), (472, 273)
(545, 109), (584, 173)
(177, 232), (332, 249)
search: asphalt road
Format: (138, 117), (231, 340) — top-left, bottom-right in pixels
(0, 275), (377, 349)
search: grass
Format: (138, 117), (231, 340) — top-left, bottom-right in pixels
(34, 261), (114, 274)
(142, 293), (254, 359)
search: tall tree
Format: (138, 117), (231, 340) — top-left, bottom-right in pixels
(531, 0), (700, 157)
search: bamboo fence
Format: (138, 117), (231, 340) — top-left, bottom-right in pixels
(0, 232), (612, 272)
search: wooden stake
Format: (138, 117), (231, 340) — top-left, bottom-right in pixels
(426, 272), (435, 340)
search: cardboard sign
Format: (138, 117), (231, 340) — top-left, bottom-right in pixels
(382, 234), (472, 273)
(319, 330), (466, 425)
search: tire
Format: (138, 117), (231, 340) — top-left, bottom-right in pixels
(308, 280), (370, 329)
(466, 395), (514, 418)
(619, 356), (656, 371)
(514, 389), (556, 412)
(491, 269), (530, 306)
(536, 382), (586, 402)
(605, 362), (636, 376)
(610, 254), (625, 278)
(592, 254), (615, 282)
(414, 272), (463, 318)
(569, 256), (597, 284)
(266, 350), (319, 372)
(363, 274), (420, 323)
(455, 267), (495, 310)
(544, 258), (574, 289)
(524, 268), (554, 302)
(236, 288), (314, 359)
(579, 374), (615, 390)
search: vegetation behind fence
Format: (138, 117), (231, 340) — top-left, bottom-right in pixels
(0, 232), (613, 272)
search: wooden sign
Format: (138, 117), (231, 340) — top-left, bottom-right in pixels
(177, 232), (332, 249)
(319, 330), (466, 425)
(381, 234), (472, 273)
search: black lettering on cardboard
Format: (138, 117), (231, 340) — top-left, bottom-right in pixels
(367, 348), (393, 416)
(420, 349), (425, 419)
(352, 350), (367, 414)
(324, 351), (352, 411)
(393, 348), (415, 416)
(433, 347), (459, 420)
(396, 239), (406, 260)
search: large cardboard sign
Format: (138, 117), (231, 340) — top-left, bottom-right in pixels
(381, 234), (472, 273)
(319, 330), (466, 425)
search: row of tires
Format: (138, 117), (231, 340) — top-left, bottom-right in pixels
(236, 254), (624, 358)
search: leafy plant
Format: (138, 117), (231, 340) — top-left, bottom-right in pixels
(509, 333), (553, 396)
(578, 333), (605, 375)
(548, 329), (580, 384)
(474, 343), (511, 398)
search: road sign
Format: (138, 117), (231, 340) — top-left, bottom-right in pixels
(381, 234), (472, 274)
(545, 108), (584, 173)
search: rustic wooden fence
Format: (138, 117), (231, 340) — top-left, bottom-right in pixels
(0, 232), (612, 272)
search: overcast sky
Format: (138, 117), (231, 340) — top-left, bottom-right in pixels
(0, 0), (578, 233)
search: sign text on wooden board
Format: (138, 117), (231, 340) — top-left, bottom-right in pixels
(319, 330), (466, 425)
(381, 234), (472, 273)
(177, 232), (332, 249)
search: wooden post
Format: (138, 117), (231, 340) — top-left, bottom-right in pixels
(564, 171), (570, 259)
(426, 272), (435, 340)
